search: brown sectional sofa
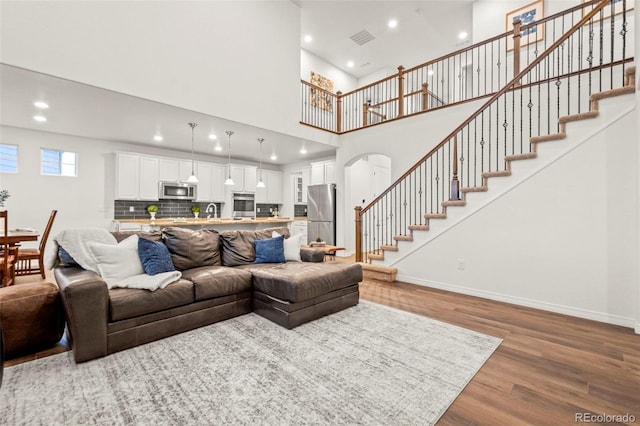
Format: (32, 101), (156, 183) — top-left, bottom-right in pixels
(54, 226), (362, 363)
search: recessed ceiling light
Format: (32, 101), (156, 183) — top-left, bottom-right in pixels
(153, 135), (163, 142)
(214, 142), (222, 152)
(347, 60), (354, 68)
(34, 101), (49, 109)
(304, 34), (313, 43)
(300, 147), (307, 154)
(388, 19), (398, 29)
(270, 153), (277, 161)
(208, 134), (217, 140)
(458, 31), (468, 40)
(33, 114), (47, 122)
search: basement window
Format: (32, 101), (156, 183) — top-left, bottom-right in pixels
(0, 144), (18, 173)
(41, 148), (77, 176)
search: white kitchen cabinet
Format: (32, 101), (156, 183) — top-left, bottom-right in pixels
(158, 158), (180, 182)
(115, 153), (158, 200)
(115, 153), (139, 200)
(310, 160), (336, 185)
(196, 162), (227, 202)
(138, 156), (159, 200)
(292, 173), (303, 204)
(211, 164), (226, 202)
(157, 158), (193, 182)
(256, 170), (283, 204)
(291, 220), (308, 244)
(301, 166), (311, 203)
(229, 165), (257, 193)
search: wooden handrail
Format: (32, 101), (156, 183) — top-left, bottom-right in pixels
(360, 0), (611, 216)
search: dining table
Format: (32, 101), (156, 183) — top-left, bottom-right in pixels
(0, 229), (40, 246)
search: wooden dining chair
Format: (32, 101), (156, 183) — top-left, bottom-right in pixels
(16, 209), (57, 279)
(1, 211), (19, 287)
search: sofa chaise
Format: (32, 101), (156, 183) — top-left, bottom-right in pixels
(54, 226), (362, 363)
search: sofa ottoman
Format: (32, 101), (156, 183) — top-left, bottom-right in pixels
(0, 281), (65, 359)
(239, 262), (362, 329)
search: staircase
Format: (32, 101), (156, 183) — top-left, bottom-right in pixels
(355, 0), (635, 279)
(366, 66), (635, 270)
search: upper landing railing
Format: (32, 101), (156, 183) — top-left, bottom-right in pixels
(299, 0), (632, 134)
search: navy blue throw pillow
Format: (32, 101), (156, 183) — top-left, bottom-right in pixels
(138, 237), (175, 275)
(58, 247), (80, 267)
(254, 235), (286, 264)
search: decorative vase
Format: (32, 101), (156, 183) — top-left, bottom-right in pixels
(149, 212), (156, 220)
(193, 212), (199, 218)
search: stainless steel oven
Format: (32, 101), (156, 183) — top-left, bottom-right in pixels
(232, 192), (255, 218)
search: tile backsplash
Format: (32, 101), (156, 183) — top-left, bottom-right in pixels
(256, 204), (280, 218)
(114, 200), (221, 219)
(294, 204), (308, 217)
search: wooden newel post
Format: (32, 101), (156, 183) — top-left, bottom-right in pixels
(397, 65), (405, 117)
(512, 19), (522, 84)
(355, 206), (363, 263)
(363, 103), (369, 127)
(450, 136), (460, 200)
(422, 83), (429, 111)
(336, 91), (343, 133)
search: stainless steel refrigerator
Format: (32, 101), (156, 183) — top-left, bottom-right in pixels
(307, 183), (336, 245)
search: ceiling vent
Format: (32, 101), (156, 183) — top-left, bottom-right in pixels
(350, 30), (376, 46)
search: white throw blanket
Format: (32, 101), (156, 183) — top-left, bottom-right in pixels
(110, 271), (182, 291)
(46, 227), (117, 273)
(46, 228), (182, 291)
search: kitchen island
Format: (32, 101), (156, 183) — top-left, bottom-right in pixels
(112, 217), (294, 232)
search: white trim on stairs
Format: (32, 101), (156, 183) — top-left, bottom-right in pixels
(385, 101), (636, 268)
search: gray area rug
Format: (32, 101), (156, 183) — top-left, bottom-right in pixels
(1, 301), (501, 425)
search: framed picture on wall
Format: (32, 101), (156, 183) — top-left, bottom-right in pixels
(582, 0), (634, 21)
(505, 0), (545, 51)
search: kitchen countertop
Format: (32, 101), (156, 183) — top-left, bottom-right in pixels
(113, 217), (294, 227)
(293, 217), (308, 221)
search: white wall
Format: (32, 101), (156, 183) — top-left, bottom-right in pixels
(0, 1), (305, 140)
(301, 49), (358, 94)
(335, 99), (485, 253)
(391, 110), (638, 328)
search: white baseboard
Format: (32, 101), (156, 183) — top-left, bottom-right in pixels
(397, 274), (637, 330)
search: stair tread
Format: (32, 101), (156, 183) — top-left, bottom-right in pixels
(530, 133), (566, 144)
(408, 224), (430, 231)
(505, 152), (537, 161)
(461, 186), (488, 193)
(558, 110), (599, 123)
(367, 253), (385, 260)
(482, 170), (511, 178)
(380, 245), (399, 251)
(442, 200), (466, 207)
(393, 235), (414, 241)
(591, 86), (635, 101)
(425, 213), (446, 219)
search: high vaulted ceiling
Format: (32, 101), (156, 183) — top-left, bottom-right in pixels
(297, 0), (474, 79)
(1, 1), (475, 164)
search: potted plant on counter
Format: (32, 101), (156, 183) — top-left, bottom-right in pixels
(191, 205), (201, 218)
(147, 205), (158, 220)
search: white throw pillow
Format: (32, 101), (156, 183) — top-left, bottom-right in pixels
(273, 231), (302, 262)
(87, 235), (145, 287)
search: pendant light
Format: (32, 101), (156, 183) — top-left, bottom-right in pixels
(256, 138), (266, 188)
(186, 122), (199, 183)
(224, 130), (235, 186)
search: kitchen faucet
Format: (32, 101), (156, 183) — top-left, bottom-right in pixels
(205, 203), (218, 219)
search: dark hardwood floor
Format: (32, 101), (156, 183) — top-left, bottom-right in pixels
(5, 264), (639, 425)
(359, 278), (640, 425)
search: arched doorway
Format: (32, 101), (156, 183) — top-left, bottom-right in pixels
(343, 153), (391, 256)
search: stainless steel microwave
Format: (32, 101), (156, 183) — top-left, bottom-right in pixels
(159, 181), (197, 200)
